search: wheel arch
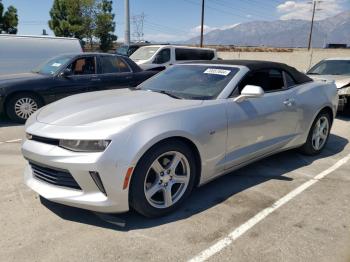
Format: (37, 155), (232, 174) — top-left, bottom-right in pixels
(313, 105), (334, 127)
(304, 105), (334, 140)
(131, 136), (203, 188)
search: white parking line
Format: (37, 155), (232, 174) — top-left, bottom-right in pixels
(188, 153), (350, 262)
(0, 138), (22, 144)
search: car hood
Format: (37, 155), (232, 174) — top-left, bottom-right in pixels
(0, 72), (48, 86)
(0, 73), (46, 83)
(36, 89), (203, 126)
(308, 74), (350, 89)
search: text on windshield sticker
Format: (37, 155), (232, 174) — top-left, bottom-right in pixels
(204, 68), (231, 76)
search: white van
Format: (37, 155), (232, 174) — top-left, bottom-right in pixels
(0, 35), (82, 75)
(130, 45), (217, 70)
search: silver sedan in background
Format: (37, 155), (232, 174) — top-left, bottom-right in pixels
(307, 57), (350, 113)
(22, 60), (338, 217)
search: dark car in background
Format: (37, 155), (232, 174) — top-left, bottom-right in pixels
(116, 43), (151, 57)
(0, 53), (158, 123)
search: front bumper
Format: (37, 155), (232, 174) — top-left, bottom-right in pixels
(22, 139), (131, 213)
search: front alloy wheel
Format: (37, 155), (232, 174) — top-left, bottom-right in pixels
(144, 151), (191, 209)
(130, 141), (196, 217)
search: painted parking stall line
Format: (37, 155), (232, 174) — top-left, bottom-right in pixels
(0, 138), (22, 144)
(188, 153), (350, 262)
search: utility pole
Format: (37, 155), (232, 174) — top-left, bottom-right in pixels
(200, 0), (205, 47)
(124, 0), (131, 45)
(307, 0), (319, 50)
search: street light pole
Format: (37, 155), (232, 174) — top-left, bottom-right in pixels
(200, 0), (205, 47)
(124, 0), (131, 45)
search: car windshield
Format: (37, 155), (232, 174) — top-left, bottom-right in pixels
(139, 65), (239, 100)
(308, 60), (350, 75)
(32, 55), (73, 75)
(130, 46), (160, 61)
(116, 45), (128, 56)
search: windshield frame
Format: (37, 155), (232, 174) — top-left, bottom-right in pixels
(32, 54), (75, 76)
(307, 59), (350, 76)
(130, 46), (161, 61)
(138, 63), (243, 100)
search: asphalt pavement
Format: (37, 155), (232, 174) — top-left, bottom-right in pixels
(0, 116), (349, 262)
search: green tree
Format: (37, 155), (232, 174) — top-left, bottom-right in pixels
(0, 1), (4, 30)
(95, 0), (117, 51)
(2, 5), (18, 34)
(80, 0), (97, 49)
(48, 0), (117, 51)
(48, 0), (85, 39)
(0, 1), (18, 34)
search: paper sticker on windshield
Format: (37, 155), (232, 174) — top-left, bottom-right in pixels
(204, 68), (231, 76)
(51, 63), (61, 67)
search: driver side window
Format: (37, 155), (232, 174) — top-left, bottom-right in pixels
(153, 49), (171, 64)
(238, 69), (285, 93)
(68, 57), (96, 75)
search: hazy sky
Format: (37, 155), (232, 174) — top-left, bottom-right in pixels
(2, 0), (350, 42)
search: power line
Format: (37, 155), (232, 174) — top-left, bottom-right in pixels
(144, 19), (188, 34)
(210, 0), (274, 19)
(183, 0), (251, 21)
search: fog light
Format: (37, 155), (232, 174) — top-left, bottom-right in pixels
(90, 171), (107, 195)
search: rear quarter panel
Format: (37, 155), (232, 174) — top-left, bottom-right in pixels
(292, 81), (338, 145)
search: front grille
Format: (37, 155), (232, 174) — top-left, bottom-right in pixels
(30, 135), (59, 146)
(30, 162), (81, 190)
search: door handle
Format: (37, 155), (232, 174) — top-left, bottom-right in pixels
(91, 78), (101, 82)
(283, 98), (295, 107)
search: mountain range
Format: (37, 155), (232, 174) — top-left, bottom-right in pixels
(184, 11), (350, 47)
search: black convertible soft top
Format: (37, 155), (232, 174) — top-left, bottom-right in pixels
(187, 60), (312, 85)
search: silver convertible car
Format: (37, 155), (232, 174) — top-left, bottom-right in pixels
(22, 60), (338, 217)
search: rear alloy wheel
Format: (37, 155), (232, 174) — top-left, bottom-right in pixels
(300, 112), (331, 155)
(311, 116), (329, 151)
(6, 93), (42, 123)
(130, 141), (196, 217)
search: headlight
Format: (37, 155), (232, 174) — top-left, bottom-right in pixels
(59, 140), (111, 152)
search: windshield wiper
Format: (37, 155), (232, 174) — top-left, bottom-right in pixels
(307, 72), (319, 75)
(151, 90), (183, 99)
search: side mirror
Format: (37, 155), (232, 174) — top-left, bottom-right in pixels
(234, 85), (264, 103)
(60, 68), (72, 78)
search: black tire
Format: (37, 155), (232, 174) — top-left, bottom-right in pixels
(299, 111), (331, 155)
(343, 101), (350, 116)
(6, 93), (43, 124)
(130, 140), (197, 218)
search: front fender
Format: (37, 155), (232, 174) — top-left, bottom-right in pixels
(112, 101), (228, 185)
